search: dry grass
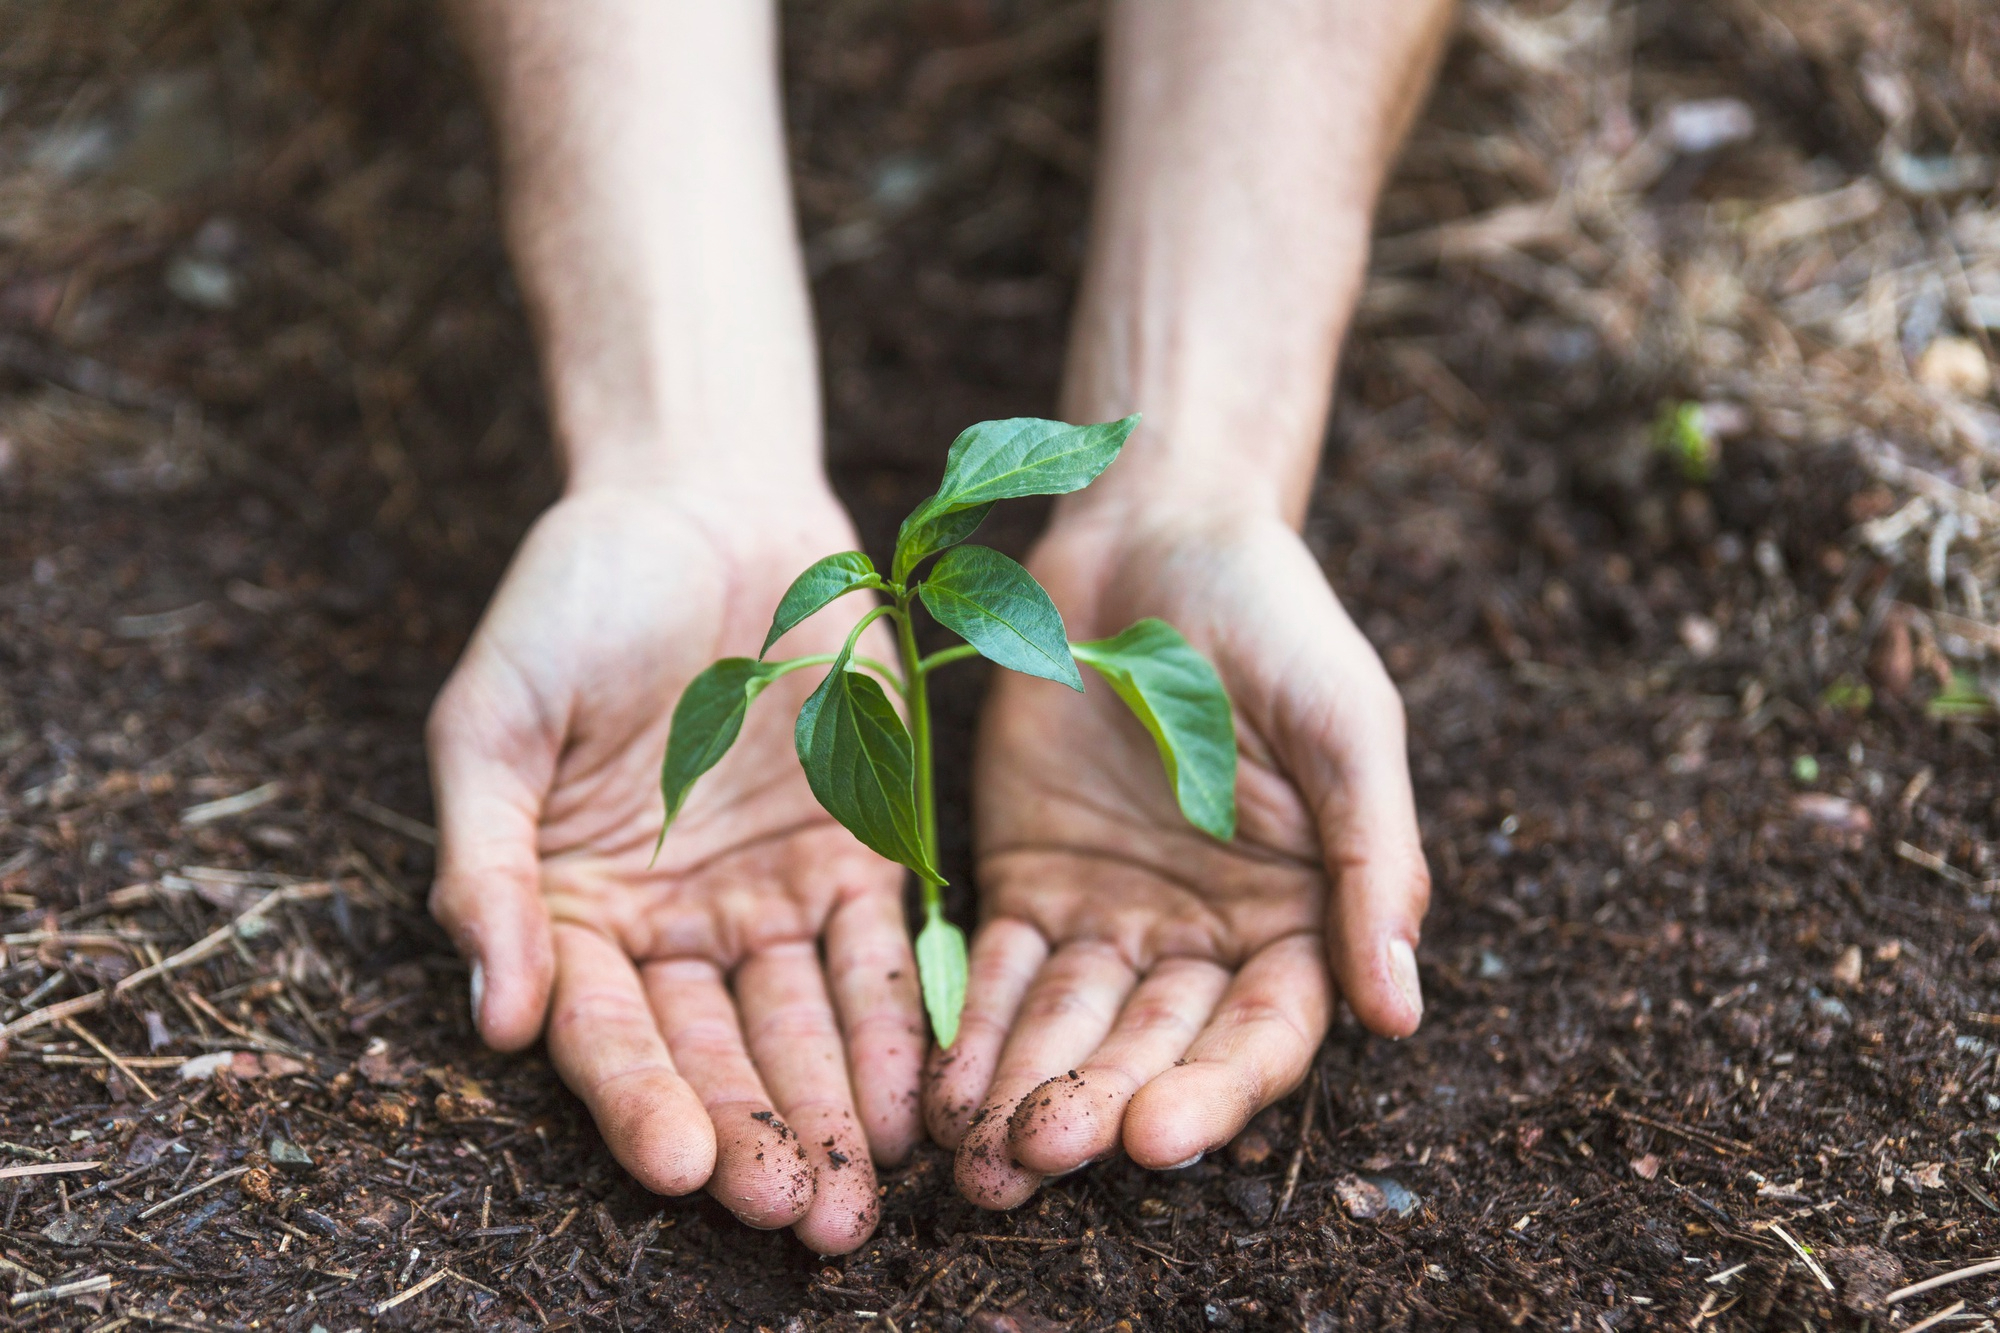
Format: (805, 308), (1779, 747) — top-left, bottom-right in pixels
(1358, 0), (2000, 713)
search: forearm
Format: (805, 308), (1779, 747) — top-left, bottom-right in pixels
(1058, 0), (1454, 530)
(450, 0), (821, 496)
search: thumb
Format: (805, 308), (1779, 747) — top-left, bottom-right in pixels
(1263, 584), (1430, 1039)
(425, 653), (558, 1051)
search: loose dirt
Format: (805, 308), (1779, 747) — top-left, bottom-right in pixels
(1, 1), (1996, 1329)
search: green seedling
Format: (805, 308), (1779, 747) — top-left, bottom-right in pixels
(1653, 400), (1719, 483)
(654, 416), (1237, 1047)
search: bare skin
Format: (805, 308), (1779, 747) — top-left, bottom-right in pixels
(433, 0), (1454, 1246)
(926, 0), (1456, 1207)
(431, 1), (919, 1255)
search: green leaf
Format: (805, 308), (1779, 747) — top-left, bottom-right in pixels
(660, 657), (777, 828)
(918, 545), (1082, 689)
(933, 415), (1140, 508)
(915, 908), (967, 1048)
(760, 551), (879, 658)
(795, 643), (943, 884)
(890, 415), (1138, 581)
(891, 501), (993, 584)
(1071, 619), (1237, 840)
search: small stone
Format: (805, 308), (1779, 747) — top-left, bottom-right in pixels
(1333, 1174), (1388, 1220)
(1362, 1175), (1421, 1217)
(1830, 945), (1864, 988)
(268, 1136), (315, 1175)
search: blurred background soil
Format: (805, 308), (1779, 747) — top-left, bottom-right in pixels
(1, 0), (1998, 1328)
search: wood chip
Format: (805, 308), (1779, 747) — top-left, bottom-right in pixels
(9, 1273), (111, 1307)
(0, 1160), (104, 1181)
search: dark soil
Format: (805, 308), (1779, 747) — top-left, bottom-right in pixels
(1, 2), (1997, 1330)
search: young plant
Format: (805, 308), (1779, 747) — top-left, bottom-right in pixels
(656, 416), (1237, 1046)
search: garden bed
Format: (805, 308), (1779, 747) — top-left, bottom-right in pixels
(0, 1), (1996, 1327)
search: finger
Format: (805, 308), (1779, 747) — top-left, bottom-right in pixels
(426, 664), (557, 1051)
(738, 943), (879, 1256)
(1266, 581), (1430, 1038)
(824, 888), (925, 1166)
(954, 941), (1138, 1211)
(923, 917), (1048, 1149)
(1121, 933), (1330, 1169)
(1007, 957), (1230, 1176)
(643, 958), (814, 1230)
(1311, 669), (1429, 1037)
(543, 924), (713, 1196)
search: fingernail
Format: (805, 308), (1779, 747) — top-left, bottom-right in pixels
(468, 960), (486, 1031)
(1162, 1152), (1203, 1171)
(1387, 939), (1423, 1024)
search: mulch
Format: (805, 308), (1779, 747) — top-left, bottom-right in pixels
(0, 0), (1996, 1328)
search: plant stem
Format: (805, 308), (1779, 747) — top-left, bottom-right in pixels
(891, 594), (941, 906)
(917, 643), (980, 674)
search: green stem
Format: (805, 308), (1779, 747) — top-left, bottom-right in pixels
(917, 643), (980, 674)
(892, 594), (941, 909)
(763, 609), (903, 694)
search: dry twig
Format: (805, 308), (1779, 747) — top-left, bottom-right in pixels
(1886, 1257), (2000, 1306)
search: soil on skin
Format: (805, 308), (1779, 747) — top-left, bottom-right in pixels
(1, 2), (1997, 1330)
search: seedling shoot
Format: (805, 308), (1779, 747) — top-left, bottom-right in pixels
(655, 416), (1238, 1045)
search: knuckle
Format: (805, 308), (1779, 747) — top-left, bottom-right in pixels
(1017, 984), (1115, 1029)
(550, 988), (652, 1042)
(1112, 995), (1201, 1041)
(745, 1001), (840, 1049)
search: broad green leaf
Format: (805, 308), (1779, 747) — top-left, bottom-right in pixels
(915, 908), (967, 1048)
(760, 551), (879, 658)
(890, 415), (1137, 581)
(891, 500), (993, 584)
(795, 643), (943, 884)
(1071, 619), (1237, 840)
(918, 546), (1082, 690)
(934, 415), (1140, 509)
(660, 657), (777, 828)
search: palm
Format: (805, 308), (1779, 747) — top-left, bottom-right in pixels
(928, 515), (1430, 1208)
(428, 489), (922, 1255)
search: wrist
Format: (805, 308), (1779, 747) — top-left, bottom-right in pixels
(1042, 417), (1305, 538)
(551, 363), (828, 502)
(559, 426), (830, 503)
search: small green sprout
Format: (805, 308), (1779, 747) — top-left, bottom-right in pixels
(1819, 675), (1872, 715)
(1927, 670), (1998, 722)
(1653, 401), (1718, 483)
(655, 416), (1238, 1046)
(1791, 754), (1821, 784)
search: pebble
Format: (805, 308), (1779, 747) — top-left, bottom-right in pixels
(268, 1136), (315, 1175)
(1332, 1173), (1421, 1220)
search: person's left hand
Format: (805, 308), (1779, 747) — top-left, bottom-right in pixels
(924, 506), (1430, 1209)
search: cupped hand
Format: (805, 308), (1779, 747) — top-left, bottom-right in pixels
(426, 484), (922, 1254)
(927, 508), (1430, 1209)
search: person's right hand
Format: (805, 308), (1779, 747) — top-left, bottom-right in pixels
(424, 481), (923, 1255)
